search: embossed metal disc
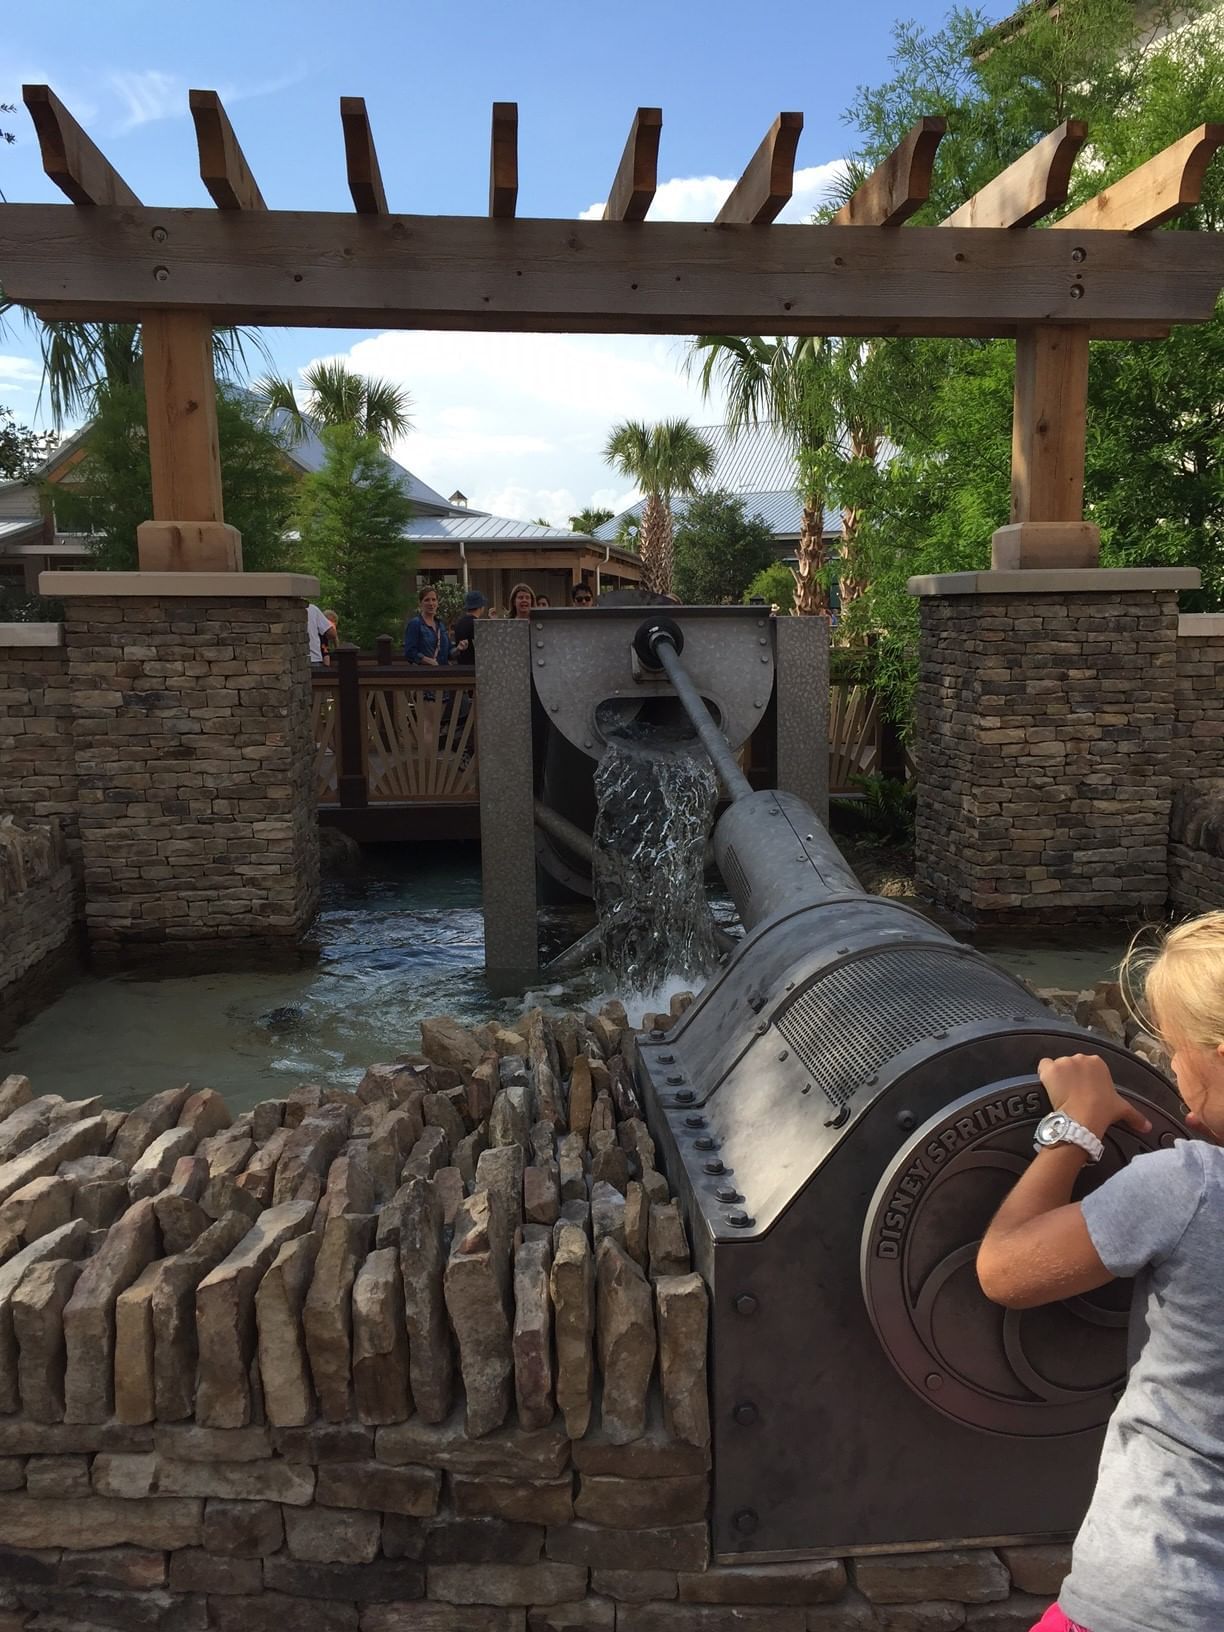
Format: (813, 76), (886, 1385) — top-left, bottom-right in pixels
(861, 1079), (1188, 1437)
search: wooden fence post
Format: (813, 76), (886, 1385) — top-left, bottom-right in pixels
(335, 644), (369, 809)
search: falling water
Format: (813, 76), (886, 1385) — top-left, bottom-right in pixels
(592, 737), (721, 992)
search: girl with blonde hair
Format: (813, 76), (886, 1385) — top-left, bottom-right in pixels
(977, 910), (1224, 1632)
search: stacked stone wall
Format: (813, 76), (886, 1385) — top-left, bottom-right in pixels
(0, 819), (77, 1040)
(60, 594), (318, 967)
(1173, 616), (1224, 790)
(915, 589), (1179, 926)
(0, 1001), (1074, 1629)
(0, 632), (78, 865)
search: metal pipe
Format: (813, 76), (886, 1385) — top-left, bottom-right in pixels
(649, 633), (755, 804)
(534, 799), (595, 863)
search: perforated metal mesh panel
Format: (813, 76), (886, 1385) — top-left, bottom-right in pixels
(775, 948), (1049, 1110)
(722, 844), (752, 901)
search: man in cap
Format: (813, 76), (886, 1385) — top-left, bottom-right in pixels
(451, 589), (486, 664)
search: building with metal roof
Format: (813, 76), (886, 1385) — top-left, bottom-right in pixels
(593, 420), (843, 564)
(0, 409), (640, 609)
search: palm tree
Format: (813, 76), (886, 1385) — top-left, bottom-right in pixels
(569, 506), (614, 535)
(690, 335), (837, 617)
(253, 360), (412, 452)
(603, 419), (715, 594)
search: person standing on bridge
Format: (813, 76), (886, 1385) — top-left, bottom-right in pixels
(978, 912), (1224, 1632)
(450, 589), (486, 665)
(403, 585), (451, 667)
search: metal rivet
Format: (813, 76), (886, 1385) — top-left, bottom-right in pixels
(785, 982), (794, 991)
(151, 226), (168, 243)
(925, 1372), (944, 1392)
(728, 1211), (754, 1228)
(733, 1293), (758, 1316)
(665, 1073), (684, 1086)
(536, 658), (545, 667)
(583, 739), (592, 749)
(1013, 1014), (1029, 1024)
(777, 1050), (788, 1062)
(733, 1509), (760, 1535)
(733, 1401), (759, 1426)
(675, 1088), (695, 1105)
(896, 1110), (916, 1132)
(754, 1022), (767, 1036)
(931, 1029), (947, 1040)
(535, 639), (544, 648)
(534, 622), (543, 630)
(758, 637), (767, 646)
(549, 703), (558, 712)
(153, 266), (169, 281)
(753, 700), (762, 708)
(865, 1073), (878, 1086)
(836, 946), (850, 955)
(760, 655), (769, 663)
(684, 1114), (705, 1129)
(756, 619), (765, 627)
(694, 1136), (715, 1151)
(703, 1158), (726, 1175)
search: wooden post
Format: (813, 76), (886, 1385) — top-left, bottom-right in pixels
(136, 310), (243, 571)
(375, 634), (394, 667)
(992, 324), (1099, 569)
(335, 645), (369, 809)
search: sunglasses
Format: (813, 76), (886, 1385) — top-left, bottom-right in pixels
(574, 595), (593, 604)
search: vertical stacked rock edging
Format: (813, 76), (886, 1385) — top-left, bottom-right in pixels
(0, 628), (79, 868)
(0, 818), (77, 1045)
(0, 1004), (1109, 1629)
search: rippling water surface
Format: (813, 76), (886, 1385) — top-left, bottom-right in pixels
(2, 845), (1129, 1115)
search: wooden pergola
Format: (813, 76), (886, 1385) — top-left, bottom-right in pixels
(3, 87), (1223, 573)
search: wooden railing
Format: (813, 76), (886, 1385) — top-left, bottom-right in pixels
(312, 652), (906, 811)
(312, 646), (478, 809)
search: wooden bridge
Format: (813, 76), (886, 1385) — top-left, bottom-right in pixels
(313, 645), (901, 842)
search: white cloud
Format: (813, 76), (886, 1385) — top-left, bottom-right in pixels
(290, 330), (727, 529)
(108, 69), (183, 132)
(579, 160), (848, 225)
(0, 355), (40, 389)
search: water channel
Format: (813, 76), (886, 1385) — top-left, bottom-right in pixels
(3, 846), (1129, 1114)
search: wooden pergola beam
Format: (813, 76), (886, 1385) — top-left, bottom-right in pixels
(340, 96), (387, 214)
(22, 84), (140, 207)
(4, 207), (1222, 336)
(603, 107), (663, 222)
(831, 116), (946, 227)
(490, 103), (518, 218)
(715, 112), (804, 225)
(941, 119), (1086, 229)
(189, 89), (266, 211)
(1054, 122), (1224, 232)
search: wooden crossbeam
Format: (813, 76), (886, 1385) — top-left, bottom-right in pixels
(715, 112), (803, 225)
(603, 107), (663, 222)
(1053, 122), (1224, 232)
(189, 89), (266, 210)
(5, 207), (1220, 337)
(22, 83), (140, 207)
(341, 96), (387, 214)
(942, 119), (1086, 229)
(831, 117), (946, 227)
(490, 103), (518, 218)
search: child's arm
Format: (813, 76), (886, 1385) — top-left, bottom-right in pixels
(977, 1054), (1153, 1309)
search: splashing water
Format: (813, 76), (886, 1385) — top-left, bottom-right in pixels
(592, 739), (721, 992)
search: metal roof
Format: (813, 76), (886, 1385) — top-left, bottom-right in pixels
(595, 490), (840, 543)
(406, 512), (638, 561)
(0, 518), (45, 547)
(260, 410), (460, 515)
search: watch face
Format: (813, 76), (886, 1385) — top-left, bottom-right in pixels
(1039, 1112), (1069, 1145)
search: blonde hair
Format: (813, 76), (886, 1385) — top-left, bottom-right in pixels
(1121, 911), (1224, 1049)
(508, 582), (536, 617)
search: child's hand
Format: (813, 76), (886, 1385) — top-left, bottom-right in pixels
(1037, 1054), (1153, 1141)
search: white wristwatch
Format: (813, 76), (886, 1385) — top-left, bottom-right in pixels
(1033, 1111), (1104, 1163)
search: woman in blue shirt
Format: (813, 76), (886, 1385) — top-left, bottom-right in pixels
(402, 585), (451, 665)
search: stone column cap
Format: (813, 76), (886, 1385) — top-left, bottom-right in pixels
(908, 567), (1200, 596)
(0, 622), (64, 647)
(1178, 613), (1224, 636)
(39, 571), (320, 599)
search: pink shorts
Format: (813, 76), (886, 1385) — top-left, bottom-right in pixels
(1031, 1607), (1090, 1632)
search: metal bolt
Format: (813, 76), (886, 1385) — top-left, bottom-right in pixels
(703, 1158), (726, 1175)
(665, 1073), (684, 1086)
(650, 1028), (665, 1039)
(865, 1073), (878, 1086)
(1071, 246), (1087, 263)
(151, 226), (168, 243)
(694, 1136), (715, 1151)
(925, 1372), (944, 1392)
(754, 1022), (767, 1036)
(824, 1106), (850, 1129)
(534, 622), (543, 630)
(753, 700), (762, 708)
(684, 1114), (705, 1128)
(733, 1402), (759, 1426)
(733, 1509), (760, 1535)
(777, 1050), (789, 1062)
(728, 1211), (754, 1228)
(785, 981), (794, 991)
(768, 808), (779, 816)
(1013, 1014), (1029, 1024)
(549, 703), (558, 713)
(583, 739), (593, 749)
(733, 1293), (758, 1316)
(836, 946), (850, 956)
(1069, 284), (1084, 299)
(896, 1109), (917, 1132)
(659, 1053), (675, 1064)
(931, 1029), (947, 1040)
(153, 266), (169, 281)
(675, 1088), (696, 1105)
(716, 1186), (739, 1203)
(760, 654), (769, 663)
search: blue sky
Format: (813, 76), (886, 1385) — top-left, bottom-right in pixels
(1, 0), (1003, 524)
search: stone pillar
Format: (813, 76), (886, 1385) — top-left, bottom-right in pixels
(40, 571), (320, 970)
(910, 567), (1198, 928)
(0, 624), (79, 865)
(1174, 613), (1224, 788)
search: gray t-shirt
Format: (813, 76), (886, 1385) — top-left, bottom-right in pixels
(1061, 1138), (1224, 1632)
